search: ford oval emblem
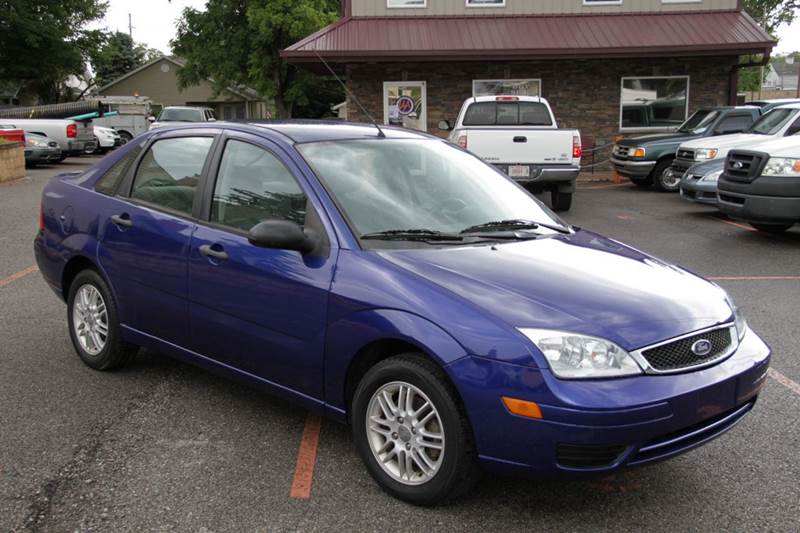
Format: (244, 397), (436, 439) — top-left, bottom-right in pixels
(691, 339), (713, 357)
(733, 161), (744, 169)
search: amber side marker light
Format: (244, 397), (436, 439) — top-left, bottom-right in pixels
(502, 397), (543, 420)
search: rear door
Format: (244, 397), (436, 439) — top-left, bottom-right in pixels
(97, 131), (218, 347)
(187, 132), (336, 399)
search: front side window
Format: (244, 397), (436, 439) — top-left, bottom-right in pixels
(621, 77), (689, 129)
(298, 139), (560, 238)
(131, 137), (213, 214)
(95, 142), (143, 195)
(211, 140), (306, 232)
(463, 101), (552, 126)
(473, 79), (541, 98)
(715, 115), (755, 134)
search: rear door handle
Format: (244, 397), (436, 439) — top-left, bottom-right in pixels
(513, 136), (527, 143)
(199, 244), (229, 261)
(111, 213), (133, 228)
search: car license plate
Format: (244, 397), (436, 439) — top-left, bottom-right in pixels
(508, 165), (530, 178)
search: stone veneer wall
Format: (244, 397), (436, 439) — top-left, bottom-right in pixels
(0, 142), (25, 183)
(346, 56), (737, 148)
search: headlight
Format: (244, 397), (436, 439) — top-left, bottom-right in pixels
(724, 294), (747, 340)
(762, 158), (800, 177)
(701, 169), (723, 182)
(519, 329), (642, 379)
(632, 147), (646, 158)
(695, 148), (719, 161)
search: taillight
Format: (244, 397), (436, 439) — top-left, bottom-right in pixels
(39, 203), (45, 232)
(572, 135), (582, 159)
(66, 123), (77, 138)
(495, 96), (519, 101)
(457, 134), (468, 150)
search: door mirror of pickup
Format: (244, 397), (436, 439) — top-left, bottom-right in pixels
(438, 120), (452, 131)
(248, 220), (317, 254)
(147, 116), (156, 123)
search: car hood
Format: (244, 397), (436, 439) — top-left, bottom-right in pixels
(377, 231), (732, 351)
(680, 133), (767, 151)
(618, 132), (697, 147)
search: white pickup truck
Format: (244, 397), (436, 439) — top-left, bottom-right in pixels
(672, 103), (800, 177)
(2, 118), (94, 159)
(443, 96), (581, 211)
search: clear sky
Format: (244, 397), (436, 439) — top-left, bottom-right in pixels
(98, 0), (800, 55)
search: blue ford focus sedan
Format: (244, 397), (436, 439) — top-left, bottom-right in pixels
(35, 122), (770, 505)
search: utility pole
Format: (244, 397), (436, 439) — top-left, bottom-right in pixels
(128, 13), (133, 39)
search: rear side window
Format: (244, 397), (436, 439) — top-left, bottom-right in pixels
(716, 114), (754, 134)
(463, 102), (552, 126)
(211, 140), (306, 232)
(131, 137), (214, 215)
(95, 143), (143, 195)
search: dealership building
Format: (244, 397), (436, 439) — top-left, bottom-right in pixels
(283, 0), (774, 147)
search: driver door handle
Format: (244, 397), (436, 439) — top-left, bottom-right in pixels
(111, 213), (133, 228)
(513, 136), (527, 143)
(199, 244), (229, 261)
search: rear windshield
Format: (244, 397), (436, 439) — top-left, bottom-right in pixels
(463, 101), (553, 127)
(158, 108), (205, 122)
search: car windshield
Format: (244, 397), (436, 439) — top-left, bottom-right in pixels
(746, 108), (797, 135)
(157, 108), (205, 122)
(297, 138), (564, 241)
(677, 110), (719, 133)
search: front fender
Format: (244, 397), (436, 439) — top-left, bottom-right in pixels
(324, 308), (468, 417)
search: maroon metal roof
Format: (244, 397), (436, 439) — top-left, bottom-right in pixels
(283, 10), (774, 63)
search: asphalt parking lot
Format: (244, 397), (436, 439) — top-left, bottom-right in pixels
(1, 157), (799, 532)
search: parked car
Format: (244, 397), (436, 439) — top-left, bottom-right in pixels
(679, 159), (726, 205)
(24, 132), (62, 166)
(0, 125), (25, 143)
(718, 135), (800, 233)
(672, 103), (800, 181)
(148, 106), (216, 130)
(745, 98), (800, 113)
(612, 106), (761, 192)
(2, 118), (94, 159)
(86, 126), (123, 155)
(35, 122), (770, 505)
(442, 96), (581, 211)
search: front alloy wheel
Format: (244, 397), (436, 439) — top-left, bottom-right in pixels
(651, 159), (680, 192)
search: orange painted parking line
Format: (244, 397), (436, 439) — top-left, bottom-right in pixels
(715, 218), (756, 232)
(708, 276), (800, 281)
(0, 265), (38, 288)
(768, 369), (800, 397)
(290, 412), (322, 499)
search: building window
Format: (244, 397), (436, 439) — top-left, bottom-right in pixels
(387, 0), (426, 8)
(620, 76), (689, 130)
(473, 79), (541, 97)
(466, 0), (506, 7)
(384, 81), (427, 132)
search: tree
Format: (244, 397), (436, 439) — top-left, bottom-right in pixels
(744, 0), (799, 35)
(171, 0), (342, 118)
(0, 0), (107, 102)
(90, 32), (161, 89)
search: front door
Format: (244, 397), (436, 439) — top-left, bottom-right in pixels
(187, 133), (336, 399)
(97, 134), (216, 347)
(384, 81), (427, 132)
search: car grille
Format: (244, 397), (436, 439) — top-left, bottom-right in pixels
(677, 148), (695, 161)
(613, 145), (631, 158)
(725, 151), (768, 183)
(556, 443), (627, 469)
(640, 327), (732, 372)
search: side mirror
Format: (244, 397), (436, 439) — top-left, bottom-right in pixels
(208, 118), (216, 122)
(147, 116), (156, 123)
(438, 120), (451, 131)
(248, 220), (316, 254)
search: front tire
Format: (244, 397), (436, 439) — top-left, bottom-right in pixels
(351, 354), (479, 506)
(651, 158), (680, 192)
(750, 222), (793, 234)
(67, 270), (137, 370)
(550, 190), (573, 212)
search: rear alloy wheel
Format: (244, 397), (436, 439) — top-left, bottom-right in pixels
(750, 222), (793, 234)
(352, 355), (479, 506)
(67, 270), (137, 370)
(651, 159), (680, 192)
(550, 190), (573, 212)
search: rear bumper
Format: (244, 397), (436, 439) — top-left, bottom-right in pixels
(493, 164), (579, 190)
(611, 157), (655, 178)
(447, 328), (770, 476)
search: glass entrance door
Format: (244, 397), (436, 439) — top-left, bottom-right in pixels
(383, 81), (427, 132)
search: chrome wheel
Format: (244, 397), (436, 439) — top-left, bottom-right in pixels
(366, 381), (445, 486)
(72, 284), (108, 356)
(660, 167), (681, 190)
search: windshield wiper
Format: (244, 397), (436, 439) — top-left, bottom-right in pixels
(461, 219), (571, 235)
(360, 229), (464, 242)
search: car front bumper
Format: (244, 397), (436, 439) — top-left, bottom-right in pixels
(718, 176), (800, 224)
(611, 157), (655, 178)
(680, 177), (718, 205)
(447, 328), (770, 476)
(25, 146), (62, 164)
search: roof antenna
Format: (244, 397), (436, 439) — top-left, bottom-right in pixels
(314, 50), (386, 138)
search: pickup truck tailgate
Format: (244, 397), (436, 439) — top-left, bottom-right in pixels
(465, 129), (576, 165)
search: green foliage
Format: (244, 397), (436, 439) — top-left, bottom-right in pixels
(738, 67), (766, 92)
(90, 32), (161, 88)
(0, 0), (107, 102)
(744, 0), (799, 35)
(172, 0), (343, 118)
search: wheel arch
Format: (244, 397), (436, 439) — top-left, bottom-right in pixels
(61, 254), (100, 301)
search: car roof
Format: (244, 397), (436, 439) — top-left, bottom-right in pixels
(466, 95), (546, 104)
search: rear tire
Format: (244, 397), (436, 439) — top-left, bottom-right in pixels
(351, 354), (480, 506)
(550, 190), (573, 212)
(651, 158), (679, 192)
(66, 270), (137, 371)
(750, 223), (793, 234)
(118, 131), (133, 143)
